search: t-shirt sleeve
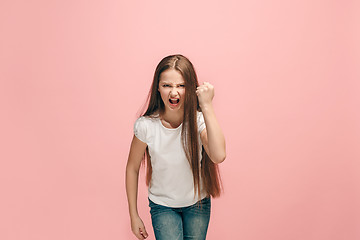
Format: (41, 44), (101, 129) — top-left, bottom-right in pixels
(197, 111), (206, 134)
(133, 117), (148, 144)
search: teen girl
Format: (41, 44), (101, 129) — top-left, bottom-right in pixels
(126, 54), (226, 240)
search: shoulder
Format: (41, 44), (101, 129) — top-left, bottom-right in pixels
(134, 115), (159, 144)
(197, 111), (204, 119)
(196, 111), (206, 133)
(135, 115), (148, 124)
(196, 111), (205, 123)
(136, 112), (160, 122)
(134, 115), (158, 128)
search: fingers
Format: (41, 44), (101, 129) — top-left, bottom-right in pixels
(134, 231), (143, 240)
(196, 82), (214, 95)
(197, 82), (213, 90)
(198, 82), (212, 88)
(134, 226), (148, 239)
(131, 216), (148, 239)
(134, 232), (144, 239)
(133, 228), (143, 240)
(140, 226), (148, 239)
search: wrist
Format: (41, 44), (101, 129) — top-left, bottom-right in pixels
(129, 209), (139, 219)
(200, 103), (214, 112)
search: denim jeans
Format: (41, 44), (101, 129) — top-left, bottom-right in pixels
(148, 197), (211, 240)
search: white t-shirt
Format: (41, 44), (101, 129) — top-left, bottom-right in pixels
(133, 111), (207, 207)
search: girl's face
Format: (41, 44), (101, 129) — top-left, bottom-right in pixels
(158, 69), (186, 113)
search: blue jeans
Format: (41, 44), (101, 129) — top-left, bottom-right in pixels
(149, 197), (211, 240)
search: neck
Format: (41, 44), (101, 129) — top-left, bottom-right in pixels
(161, 108), (184, 127)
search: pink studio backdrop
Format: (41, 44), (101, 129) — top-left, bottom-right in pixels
(1, 0), (359, 240)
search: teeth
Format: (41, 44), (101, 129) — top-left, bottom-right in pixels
(169, 99), (179, 104)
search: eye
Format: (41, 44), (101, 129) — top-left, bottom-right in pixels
(179, 84), (185, 88)
(162, 84), (170, 87)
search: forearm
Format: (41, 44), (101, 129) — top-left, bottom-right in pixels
(201, 104), (226, 163)
(125, 165), (140, 218)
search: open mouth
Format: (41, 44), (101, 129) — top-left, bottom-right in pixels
(169, 99), (180, 105)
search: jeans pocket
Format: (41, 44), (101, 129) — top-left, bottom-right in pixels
(195, 197), (211, 214)
(149, 199), (170, 218)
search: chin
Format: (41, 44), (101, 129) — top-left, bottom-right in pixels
(167, 104), (183, 111)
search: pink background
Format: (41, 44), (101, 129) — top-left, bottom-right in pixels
(1, 0), (359, 239)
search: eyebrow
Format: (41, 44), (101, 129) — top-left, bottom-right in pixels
(159, 81), (185, 85)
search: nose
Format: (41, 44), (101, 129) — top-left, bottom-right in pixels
(170, 87), (178, 96)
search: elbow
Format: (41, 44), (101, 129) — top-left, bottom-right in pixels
(126, 162), (140, 176)
(211, 152), (226, 164)
(219, 153), (226, 163)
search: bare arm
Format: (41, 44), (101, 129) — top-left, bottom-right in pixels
(125, 135), (149, 239)
(197, 82), (226, 164)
